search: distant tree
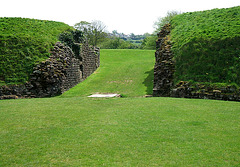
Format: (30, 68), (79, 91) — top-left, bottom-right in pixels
(143, 33), (151, 37)
(74, 21), (91, 32)
(90, 20), (108, 46)
(141, 35), (158, 50)
(130, 33), (136, 39)
(74, 20), (107, 46)
(100, 37), (137, 49)
(153, 11), (181, 34)
(112, 30), (120, 37)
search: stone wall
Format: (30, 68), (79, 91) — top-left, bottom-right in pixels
(81, 41), (100, 79)
(153, 24), (175, 97)
(0, 42), (100, 99)
(171, 81), (240, 101)
(153, 24), (240, 102)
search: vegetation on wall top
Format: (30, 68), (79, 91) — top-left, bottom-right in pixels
(0, 17), (73, 84)
(170, 6), (240, 85)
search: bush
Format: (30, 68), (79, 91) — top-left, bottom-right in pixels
(59, 30), (84, 57)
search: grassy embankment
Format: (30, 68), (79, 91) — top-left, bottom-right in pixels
(0, 49), (240, 166)
(0, 17), (73, 84)
(171, 6), (240, 85)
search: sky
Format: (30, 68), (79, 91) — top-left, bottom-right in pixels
(1, 0), (239, 35)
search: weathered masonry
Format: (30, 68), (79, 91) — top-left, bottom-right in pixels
(153, 24), (174, 97)
(0, 41), (100, 99)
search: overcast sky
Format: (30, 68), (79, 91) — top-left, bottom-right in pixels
(1, 0), (239, 34)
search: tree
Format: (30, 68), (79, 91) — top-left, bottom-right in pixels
(141, 35), (158, 50)
(130, 33), (136, 39)
(112, 30), (120, 37)
(100, 37), (137, 49)
(153, 11), (181, 34)
(90, 20), (108, 46)
(74, 20), (107, 46)
(74, 21), (91, 32)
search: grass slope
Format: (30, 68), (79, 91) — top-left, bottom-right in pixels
(60, 49), (155, 97)
(0, 17), (73, 84)
(0, 97), (239, 166)
(171, 6), (240, 84)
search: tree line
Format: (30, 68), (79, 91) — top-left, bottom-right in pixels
(73, 11), (180, 50)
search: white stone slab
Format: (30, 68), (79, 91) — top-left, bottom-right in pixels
(88, 94), (120, 98)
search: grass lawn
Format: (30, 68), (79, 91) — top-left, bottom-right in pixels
(0, 97), (239, 166)
(60, 49), (155, 98)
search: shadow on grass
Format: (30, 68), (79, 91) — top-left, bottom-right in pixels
(142, 68), (154, 95)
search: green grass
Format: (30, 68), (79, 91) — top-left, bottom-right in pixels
(0, 97), (239, 166)
(171, 6), (240, 84)
(60, 49), (155, 98)
(0, 17), (73, 84)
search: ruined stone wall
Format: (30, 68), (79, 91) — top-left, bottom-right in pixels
(153, 24), (175, 97)
(153, 24), (240, 102)
(0, 42), (100, 99)
(28, 42), (82, 97)
(171, 81), (240, 101)
(81, 41), (100, 79)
